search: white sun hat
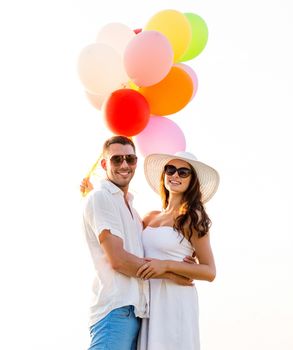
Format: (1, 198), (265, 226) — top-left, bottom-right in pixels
(144, 151), (220, 203)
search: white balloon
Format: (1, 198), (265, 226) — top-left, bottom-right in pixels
(77, 43), (129, 95)
(85, 91), (108, 110)
(96, 22), (135, 56)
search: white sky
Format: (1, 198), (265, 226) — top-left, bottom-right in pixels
(0, 0), (292, 349)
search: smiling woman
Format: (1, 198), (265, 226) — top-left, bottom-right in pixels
(136, 151), (219, 349)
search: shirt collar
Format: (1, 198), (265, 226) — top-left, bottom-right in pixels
(100, 179), (134, 202)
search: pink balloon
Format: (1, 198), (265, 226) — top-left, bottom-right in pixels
(124, 30), (173, 87)
(175, 63), (198, 99)
(134, 116), (186, 156)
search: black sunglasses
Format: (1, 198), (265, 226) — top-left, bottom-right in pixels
(164, 164), (192, 178)
(109, 154), (138, 166)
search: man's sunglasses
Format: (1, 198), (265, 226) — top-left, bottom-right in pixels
(164, 164), (192, 178)
(109, 154), (138, 166)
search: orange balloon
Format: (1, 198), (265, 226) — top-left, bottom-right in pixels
(139, 66), (193, 116)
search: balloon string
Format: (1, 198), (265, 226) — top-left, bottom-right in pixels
(81, 154), (102, 197)
(86, 155), (101, 178)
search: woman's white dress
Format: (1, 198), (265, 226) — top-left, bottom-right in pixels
(137, 226), (200, 350)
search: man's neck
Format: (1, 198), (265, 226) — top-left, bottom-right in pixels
(109, 179), (129, 197)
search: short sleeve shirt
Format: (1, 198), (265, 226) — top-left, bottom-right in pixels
(82, 179), (149, 327)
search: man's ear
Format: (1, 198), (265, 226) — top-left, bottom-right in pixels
(101, 158), (107, 170)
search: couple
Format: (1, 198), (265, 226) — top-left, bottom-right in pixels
(81, 135), (219, 350)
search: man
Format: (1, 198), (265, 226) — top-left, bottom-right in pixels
(82, 135), (192, 350)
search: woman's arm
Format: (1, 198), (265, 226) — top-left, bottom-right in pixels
(137, 233), (216, 282)
(141, 211), (195, 285)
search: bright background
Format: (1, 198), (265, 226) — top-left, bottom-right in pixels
(0, 0), (292, 349)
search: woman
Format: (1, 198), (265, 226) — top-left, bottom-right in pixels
(137, 151), (219, 350)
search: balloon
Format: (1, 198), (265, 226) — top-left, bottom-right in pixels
(78, 43), (129, 95)
(128, 80), (139, 91)
(134, 116), (186, 156)
(103, 89), (150, 136)
(96, 22), (135, 56)
(180, 13), (208, 61)
(144, 9), (191, 63)
(133, 28), (142, 34)
(124, 30), (173, 87)
(175, 63), (198, 99)
(139, 66), (193, 116)
(85, 91), (107, 110)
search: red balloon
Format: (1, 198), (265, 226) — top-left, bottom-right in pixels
(134, 28), (142, 34)
(104, 89), (150, 136)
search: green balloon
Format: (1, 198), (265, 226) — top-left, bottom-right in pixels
(180, 13), (208, 61)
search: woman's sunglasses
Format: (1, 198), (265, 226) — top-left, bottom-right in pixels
(109, 154), (138, 166)
(164, 164), (192, 178)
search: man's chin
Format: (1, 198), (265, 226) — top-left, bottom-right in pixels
(112, 177), (132, 188)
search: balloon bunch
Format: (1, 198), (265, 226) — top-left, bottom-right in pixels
(78, 9), (208, 157)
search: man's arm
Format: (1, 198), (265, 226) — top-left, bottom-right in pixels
(100, 230), (193, 286)
(99, 229), (146, 277)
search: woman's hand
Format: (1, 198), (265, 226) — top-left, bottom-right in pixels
(136, 258), (168, 279)
(137, 259), (194, 286)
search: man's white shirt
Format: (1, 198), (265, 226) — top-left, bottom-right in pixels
(82, 179), (149, 327)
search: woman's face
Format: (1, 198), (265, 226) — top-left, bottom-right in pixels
(163, 159), (192, 194)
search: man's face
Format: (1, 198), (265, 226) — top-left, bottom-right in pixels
(101, 143), (137, 190)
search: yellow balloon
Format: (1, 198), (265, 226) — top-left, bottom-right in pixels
(128, 80), (139, 91)
(145, 9), (192, 63)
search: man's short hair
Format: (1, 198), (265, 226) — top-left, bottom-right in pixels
(102, 136), (136, 156)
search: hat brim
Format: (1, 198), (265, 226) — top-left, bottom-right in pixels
(144, 153), (220, 203)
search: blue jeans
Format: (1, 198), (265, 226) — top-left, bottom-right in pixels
(88, 305), (141, 350)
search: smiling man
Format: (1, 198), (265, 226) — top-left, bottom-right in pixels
(82, 136), (149, 350)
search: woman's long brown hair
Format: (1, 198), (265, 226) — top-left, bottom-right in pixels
(160, 166), (211, 242)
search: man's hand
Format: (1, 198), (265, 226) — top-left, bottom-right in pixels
(167, 272), (194, 286)
(80, 177), (94, 195)
(183, 255), (198, 264)
(136, 258), (168, 279)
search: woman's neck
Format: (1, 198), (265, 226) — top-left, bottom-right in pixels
(163, 193), (182, 214)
